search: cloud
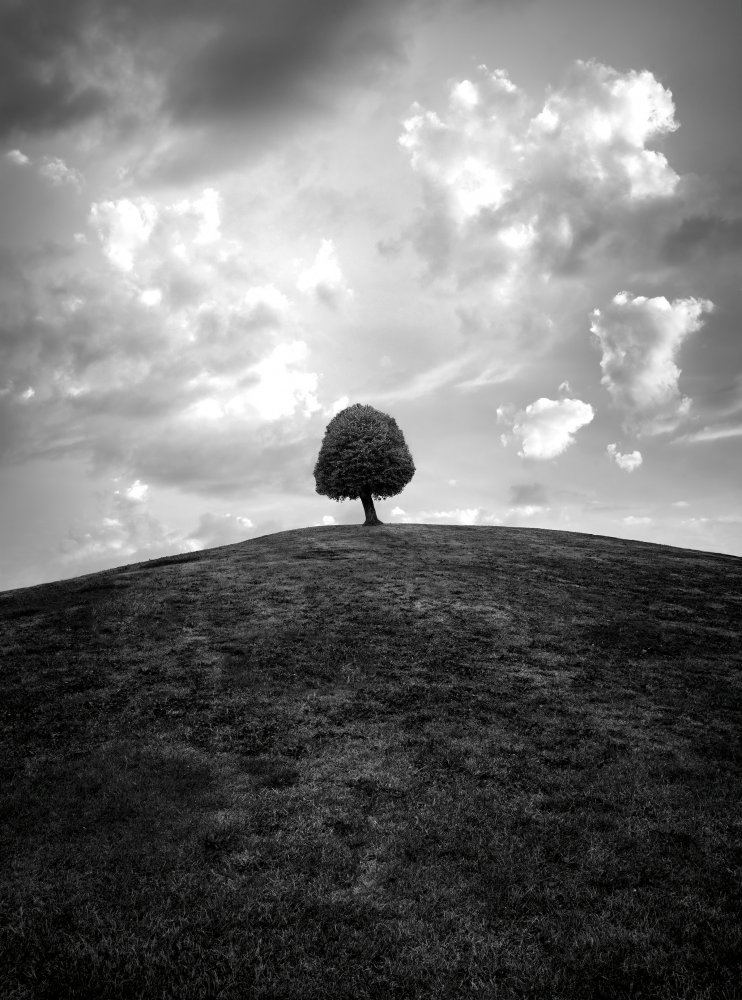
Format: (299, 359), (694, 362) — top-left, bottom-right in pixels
(5, 148), (30, 166)
(187, 512), (255, 549)
(162, 0), (409, 130)
(399, 59), (680, 286)
(590, 291), (714, 435)
(4, 148), (83, 188)
(58, 479), (186, 570)
(38, 155), (83, 189)
(395, 57), (693, 396)
(56, 478), (268, 577)
(606, 443), (643, 471)
(507, 504), (550, 521)
(89, 197), (159, 272)
(89, 189), (223, 273)
(392, 507), (484, 525)
(0, 0), (421, 177)
(673, 424), (742, 444)
(509, 397), (595, 459)
(0, 0), (107, 138)
(0, 182), (331, 497)
(297, 238), (353, 307)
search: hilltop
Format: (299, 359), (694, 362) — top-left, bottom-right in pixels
(1, 524), (741, 999)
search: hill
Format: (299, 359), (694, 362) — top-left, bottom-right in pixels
(1, 524), (741, 999)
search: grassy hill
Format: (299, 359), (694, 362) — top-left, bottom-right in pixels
(1, 524), (741, 999)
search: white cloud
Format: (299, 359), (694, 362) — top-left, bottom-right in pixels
(90, 197), (158, 271)
(244, 341), (321, 421)
(391, 507), (481, 525)
(173, 187), (221, 245)
(510, 397), (595, 459)
(325, 395), (350, 417)
(591, 291), (714, 434)
(182, 340), (320, 423)
(397, 57), (689, 395)
(0, 176), (338, 500)
(5, 149), (30, 166)
(532, 61), (678, 198)
(400, 59), (680, 284)
(297, 239), (353, 306)
(425, 508), (482, 525)
(623, 515), (652, 525)
(507, 504), (549, 519)
(607, 443), (643, 471)
(139, 288), (162, 306)
(124, 479), (149, 501)
(89, 188), (223, 273)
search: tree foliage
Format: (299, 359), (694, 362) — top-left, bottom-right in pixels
(313, 404), (415, 502)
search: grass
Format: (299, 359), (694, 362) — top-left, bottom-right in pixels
(1, 523), (740, 999)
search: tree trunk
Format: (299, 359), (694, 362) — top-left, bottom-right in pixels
(359, 488), (383, 526)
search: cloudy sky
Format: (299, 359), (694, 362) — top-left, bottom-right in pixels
(1, 0), (741, 590)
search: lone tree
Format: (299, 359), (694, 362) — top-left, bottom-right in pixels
(313, 403), (415, 525)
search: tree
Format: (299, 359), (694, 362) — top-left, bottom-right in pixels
(313, 403), (416, 525)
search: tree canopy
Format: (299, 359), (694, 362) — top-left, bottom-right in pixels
(313, 404), (415, 512)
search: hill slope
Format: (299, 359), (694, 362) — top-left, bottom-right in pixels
(1, 525), (741, 999)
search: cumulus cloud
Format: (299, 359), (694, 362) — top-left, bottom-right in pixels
(399, 59), (680, 286)
(509, 397), (595, 459)
(0, 180), (330, 497)
(607, 443), (643, 471)
(590, 291), (713, 434)
(89, 189), (222, 274)
(89, 197), (158, 272)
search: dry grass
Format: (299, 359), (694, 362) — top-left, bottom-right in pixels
(1, 524), (740, 998)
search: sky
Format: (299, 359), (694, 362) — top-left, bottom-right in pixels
(1, 0), (741, 591)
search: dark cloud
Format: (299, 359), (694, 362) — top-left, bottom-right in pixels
(0, 0), (107, 138)
(509, 482), (548, 506)
(164, 0), (405, 126)
(0, 0), (415, 142)
(661, 214), (742, 264)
